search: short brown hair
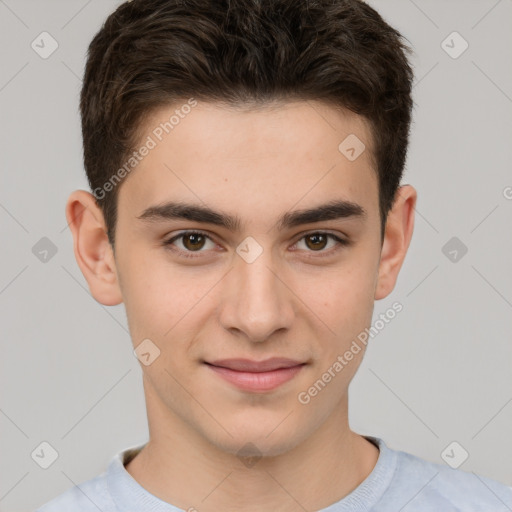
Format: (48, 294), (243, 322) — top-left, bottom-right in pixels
(80, 0), (414, 247)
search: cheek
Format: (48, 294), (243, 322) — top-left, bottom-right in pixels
(115, 247), (174, 343)
(119, 253), (219, 349)
(315, 265), (376, 328)
(297, 255), (378, 370)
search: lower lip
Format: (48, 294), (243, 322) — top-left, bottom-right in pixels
(205, 363), (305, 392)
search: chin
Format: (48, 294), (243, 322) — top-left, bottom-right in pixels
(207, 422), (305, 460)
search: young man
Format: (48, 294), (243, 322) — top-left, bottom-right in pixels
(37, 0), (512, 510)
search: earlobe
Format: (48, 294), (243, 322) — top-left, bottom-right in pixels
(65, 190), (123, 306)
(374, 185), (417, 300)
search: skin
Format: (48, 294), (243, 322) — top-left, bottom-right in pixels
(66, 100), (416, 512)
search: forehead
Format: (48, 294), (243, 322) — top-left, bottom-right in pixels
(118, 100), (379, 229)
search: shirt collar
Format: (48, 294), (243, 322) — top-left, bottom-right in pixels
(106, 435), (396, 512)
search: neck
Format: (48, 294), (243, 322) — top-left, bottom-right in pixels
(125, 382), (379, 512)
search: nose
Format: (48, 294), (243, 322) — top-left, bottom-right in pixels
(219, 248), (295, 343)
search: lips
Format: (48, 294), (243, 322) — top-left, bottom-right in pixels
(205, 357), (305, 372)
(204, 358), (306, 392)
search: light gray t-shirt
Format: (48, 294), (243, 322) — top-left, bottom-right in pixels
(35, 436), (512, 511)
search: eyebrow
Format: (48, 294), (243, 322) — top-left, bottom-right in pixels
(136, 199), (367, 232)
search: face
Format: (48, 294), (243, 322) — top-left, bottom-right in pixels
(72, 100), (414, 458)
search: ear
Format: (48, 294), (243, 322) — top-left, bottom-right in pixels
(374, 184), (417, 300)
(65, 190), (123, 306)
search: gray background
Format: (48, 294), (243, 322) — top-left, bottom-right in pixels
(1, 1), (511, 510)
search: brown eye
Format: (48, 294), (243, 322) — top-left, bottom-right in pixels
(304, 233), (329, 251)
(164, 230), (216, 258)
(294, 232), (349, 257)
(182, 232), (206, 251)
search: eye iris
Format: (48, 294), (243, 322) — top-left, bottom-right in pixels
(305, 233), (327, 251)
(183, 233), (205, 251)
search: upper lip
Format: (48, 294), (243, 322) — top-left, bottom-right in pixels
(205, 358), (305, 372)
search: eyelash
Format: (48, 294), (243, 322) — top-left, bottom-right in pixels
(163, 230), (350, 260)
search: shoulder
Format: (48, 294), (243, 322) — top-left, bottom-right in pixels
(35, 471), (113, 512)
(379, 443), (512, 510)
